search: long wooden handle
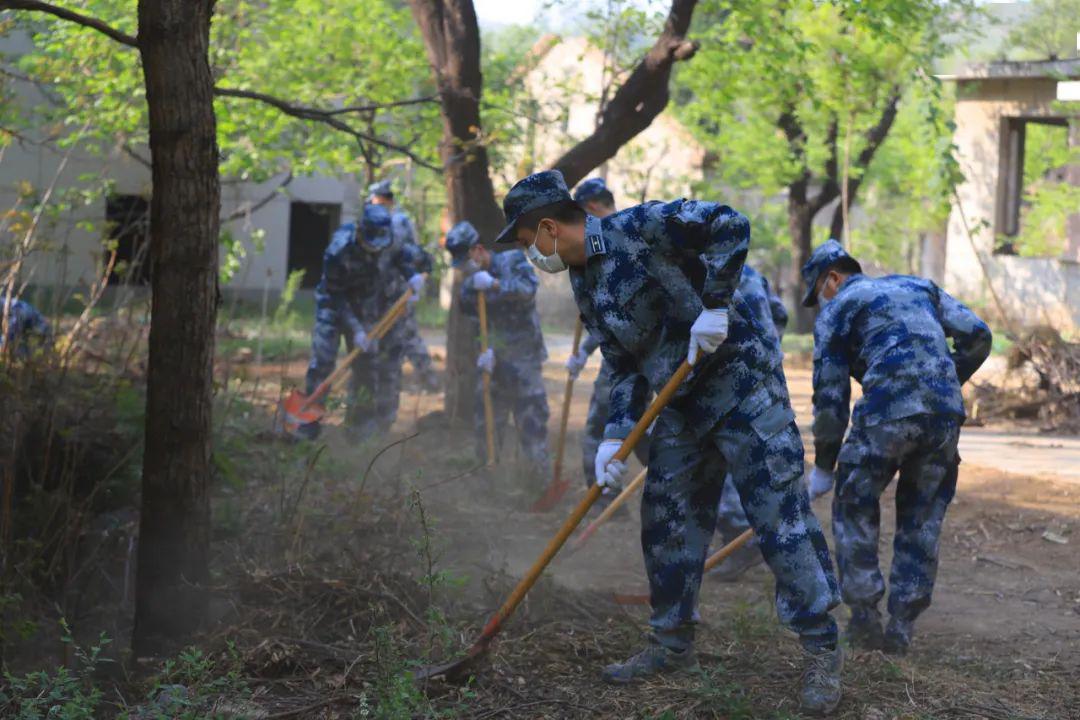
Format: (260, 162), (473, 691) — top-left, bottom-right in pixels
(300, 285), (416, 412)
(703, 528), (755, 572)
(571, 466), (647, 550)
(477, 291), (497, 466)
(474, 359), (693, 646)
(550, 318), (584, 488)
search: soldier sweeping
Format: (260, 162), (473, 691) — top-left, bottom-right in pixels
(802, 239), (992, 655)
(300, 204), (431, 441)
(1, 293), (51, 358)
(369, 180), (440, 392)
(497, 170), (843, 716)
(444, 221), (551, 487)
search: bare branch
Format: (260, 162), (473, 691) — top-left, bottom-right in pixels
(326, 95), (438, 116)
(221, 171), (293, 223)
(0, 0), (137, 46)
(549, 0), (703, 187)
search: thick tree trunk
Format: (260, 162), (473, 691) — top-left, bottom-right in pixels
(788, 193), (815, 334)
(409, 0), (504, 422)
(133, 0), (220, 654)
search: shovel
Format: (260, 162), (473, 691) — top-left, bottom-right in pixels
(569, 466), (647, 551)
(276, 286), (416, 435)
(412, 359), (694, 682)
(477, 291), (497, 466)
(612, 528), (757, 606)
(530, 319), (585, 512)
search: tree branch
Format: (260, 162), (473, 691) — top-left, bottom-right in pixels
(213, 87), (439, 171)
(221, 171), (293, 223)
(0, 0), (137, 46)
(549, 0), (703, 187)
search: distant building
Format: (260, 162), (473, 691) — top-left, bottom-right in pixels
(943, 59), (1080, 332)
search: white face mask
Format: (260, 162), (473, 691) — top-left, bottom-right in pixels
(818, 291), (831, 307)
(526, 223), (567, 274)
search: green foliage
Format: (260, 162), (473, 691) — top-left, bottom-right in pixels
(0, 622), (108, 720)
(677, 0), (973, 270)
(1010, 122), (1080, 258)
(1005, 0), (1080, 61)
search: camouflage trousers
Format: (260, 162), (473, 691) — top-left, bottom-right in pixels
(832, 413), (960, 622)
(642, 367), (839, 652)
(716, 473), (757, 548)
(305, 311), (404, 441)
(401, 310), (438, 386)
(582, 359), (650, 489)
(475, 354), (551, 483)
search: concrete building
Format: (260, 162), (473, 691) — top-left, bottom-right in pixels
(943, 59), (1080, 333)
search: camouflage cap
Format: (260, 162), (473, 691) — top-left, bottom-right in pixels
(360, 203), (393, 250)
(572, 177), (609, 204)
(495, 170), (572, 244)
(444, 221), (480, 267)
(801, 239), (860, 307)
(368, 179), (394, 198)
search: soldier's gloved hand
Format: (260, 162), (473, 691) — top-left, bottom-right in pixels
(407, 274), (425, 305)
(594, 439), (627, 495)
(564, 348), (589, 380)
(472, 270), (496, 291)
(808, 467), (835, 500)
(353, 328), (377, 354)
(687, 308), (729, 365)
(477, 348), (495, 374)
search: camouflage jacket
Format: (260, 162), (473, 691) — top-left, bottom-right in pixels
(392, 209), (435, 275)
(1, 297), (51, 356)
(314, 222), (432, 338)
(461, 249), (547, 362)
(739, 265), (786, 345)
(812, 273), (992, 470)
(569, 202), (783, 440)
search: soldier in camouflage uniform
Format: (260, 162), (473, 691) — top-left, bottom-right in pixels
(565, 179), (649, 504)
(497, 170), (842, 716)
(369, 180), (440, 392)
(301, 204), (431, 442)
(1, 294), (51, 358)
(803, 240), (991, 655)
(445, 221), (551, 485)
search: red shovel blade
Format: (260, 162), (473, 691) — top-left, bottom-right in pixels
(277, 389), (326, 434)
(529, 478), (572, 513)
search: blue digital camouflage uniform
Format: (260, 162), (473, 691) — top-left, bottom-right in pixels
(304, 204), (432, 440)
(559, 199), (839, 652)
(461, 250), (551, 481)
(389, 208), (439, 388)
(1, 296), (51, 357)
(806, 240), (991, 625)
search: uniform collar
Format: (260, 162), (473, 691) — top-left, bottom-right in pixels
(584, 215), (607, 260)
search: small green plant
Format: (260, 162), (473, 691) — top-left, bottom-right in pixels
(0, 622), (108, 720)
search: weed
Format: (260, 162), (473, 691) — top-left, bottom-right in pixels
(0, 622), (108, 720)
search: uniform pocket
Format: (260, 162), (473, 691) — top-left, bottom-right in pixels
(751, 402), (796, 442)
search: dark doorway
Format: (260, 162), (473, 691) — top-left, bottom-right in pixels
(288, 202), (341, 288)
(105, 195), (151, 285)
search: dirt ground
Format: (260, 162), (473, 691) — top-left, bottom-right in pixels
(230, 337), (1079, 719)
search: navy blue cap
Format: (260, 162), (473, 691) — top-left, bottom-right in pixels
(801, 239), (859, 307)
(368, 179), (394, 198)
(495, 170), (572, 244)
(444, 221), (479, 267)
(573, 177), (609, 204)
(360, 203), (393, 250)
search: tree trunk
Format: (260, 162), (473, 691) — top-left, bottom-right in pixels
(788, 193), (815, 334)
(409, 0), (504, 422)
(133, 0), (220, 654)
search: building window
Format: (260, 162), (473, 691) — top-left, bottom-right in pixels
(105, 195), (151, 285)
(287, 202), (341, 289)
(995, 116), (1073, 255)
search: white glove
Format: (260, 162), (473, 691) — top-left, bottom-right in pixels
(353, 328), (376, 353)
(472, 270), (495, 291)
(594, 439), (628, 495)
(808, 467), (835, 500)
(407, 274), (425, 305)
(564, 348), (589, 379)
(687, 308), (729, 365)
(477, 347), (495, 374)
